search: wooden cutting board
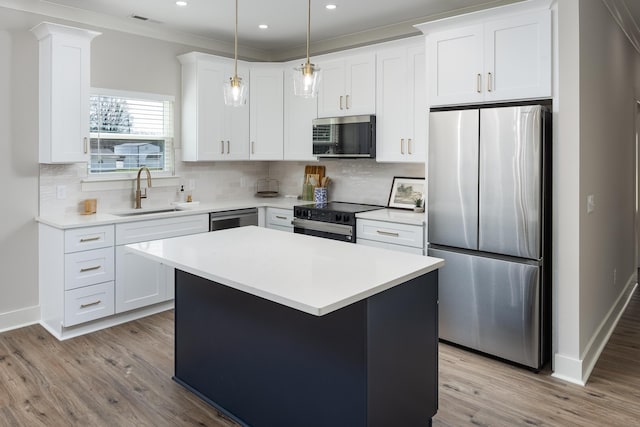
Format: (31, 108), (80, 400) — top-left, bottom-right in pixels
(304, 165), (325, 184)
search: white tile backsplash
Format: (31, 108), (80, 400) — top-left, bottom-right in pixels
(39, 149), (424, 215)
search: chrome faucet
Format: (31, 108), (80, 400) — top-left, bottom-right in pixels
(135, 167), (152, 209)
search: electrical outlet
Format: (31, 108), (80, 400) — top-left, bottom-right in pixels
(587, 194), (595, 214)
(56, 185), (67, 200)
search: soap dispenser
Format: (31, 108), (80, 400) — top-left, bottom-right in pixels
(179, 185), (185, 202)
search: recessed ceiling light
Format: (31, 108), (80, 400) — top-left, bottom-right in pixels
(176, 1), (187, 6)
(325, 4), (337, 10)
(258, 24), (269, 29)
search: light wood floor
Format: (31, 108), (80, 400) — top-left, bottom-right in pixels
(1, 290), (638, 426)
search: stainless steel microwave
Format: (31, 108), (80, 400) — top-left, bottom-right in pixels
(312, 115), (376, 158)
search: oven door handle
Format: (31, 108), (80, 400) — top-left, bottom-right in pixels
(292, 218), (353, 237)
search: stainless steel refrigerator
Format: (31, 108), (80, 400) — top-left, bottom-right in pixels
(427, 105), (550, 369)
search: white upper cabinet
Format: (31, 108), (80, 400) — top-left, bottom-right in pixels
(318, 53), (376, 117)
(250, 64), (284, 160)
(32, 22), (100, 164)
(483, 11), (551, 102)
(426, 25), (484, 106)
(418, 0), (551, 106)
(178, 52), (249, 161)
(376, 39), (427, 163)
(284, 65), (318, 161)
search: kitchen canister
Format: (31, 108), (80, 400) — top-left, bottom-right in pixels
(314, 187), (328, 205)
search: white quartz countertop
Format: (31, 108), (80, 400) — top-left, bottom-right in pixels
(356, 208), (426, 225)
(36, 197), (301, 229)
(126, 226), (444, 316)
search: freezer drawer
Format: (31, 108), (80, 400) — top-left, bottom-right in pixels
(429, 247), (541, 368)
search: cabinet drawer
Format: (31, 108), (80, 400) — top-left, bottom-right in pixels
(357, 238), (424, 255)
(65, 225), (115, 253)
(64, 281), (115, 327)
(116, 214), (209, 245)
(266, 208), (293, 229)
(64, 247), (115, 290)
(356, 219), (424, 248)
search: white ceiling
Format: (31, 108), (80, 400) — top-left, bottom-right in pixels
(36, 0), (522, 54)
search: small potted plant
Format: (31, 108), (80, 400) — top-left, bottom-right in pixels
(413, 196), (425, 213)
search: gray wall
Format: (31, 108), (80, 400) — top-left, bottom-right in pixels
(0, 27), (39, 329)
(553, 0), (640, 383)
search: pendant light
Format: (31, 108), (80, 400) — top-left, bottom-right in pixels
(293, 0), (320, 98)
(223, 0), (247, 106)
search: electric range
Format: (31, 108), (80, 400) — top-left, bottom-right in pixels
(292, 202), (384, 243)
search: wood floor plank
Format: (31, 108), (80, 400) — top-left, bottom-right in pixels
(1, 291), (638, 426)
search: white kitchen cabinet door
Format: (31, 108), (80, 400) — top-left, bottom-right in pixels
(426, 24), (484, 107)
(179, 53), (249, 161)
(32, 22), (100, 164)
(250, 65), (284, 160)
(376, 42), (426, 163)
(283, 66), (318, 161)
(483, 9), (551, 102)
(115, 246), (168, 313)
(318, 53), (375, 118)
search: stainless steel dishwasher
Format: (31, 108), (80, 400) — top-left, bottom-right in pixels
(209, 208), (259, 231)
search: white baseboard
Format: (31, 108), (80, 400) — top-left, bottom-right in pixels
(553, 272), (638, 385)
(0, 305), (40, 333)
(580, 274), (637, 383)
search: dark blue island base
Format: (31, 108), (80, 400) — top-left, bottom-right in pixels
(173, 269), (438, 427)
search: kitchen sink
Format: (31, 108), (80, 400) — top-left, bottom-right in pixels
(112, 208), (179, 217)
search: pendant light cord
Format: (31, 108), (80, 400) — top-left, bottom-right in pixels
(306, 0), (310, 65)
(234, 0), (238, 78)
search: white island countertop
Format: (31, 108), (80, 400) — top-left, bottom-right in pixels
(126, 226), (444, 316)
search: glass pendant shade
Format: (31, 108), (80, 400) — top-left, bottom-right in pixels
(223, 75), (247, 106)
(293, 0), (320, 98)
(293, 62), (320, 98)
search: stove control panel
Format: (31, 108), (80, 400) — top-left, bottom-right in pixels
(294, 208), (354, 225)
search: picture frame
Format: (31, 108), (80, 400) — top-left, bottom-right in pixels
(387, 177), (425, 210)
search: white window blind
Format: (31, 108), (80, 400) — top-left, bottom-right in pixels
(89, 89), (174, 174)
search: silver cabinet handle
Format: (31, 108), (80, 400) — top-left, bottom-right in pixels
(408, 138), (413, 155)
(226, 140), (230, 154)
(80, 236), (101, 243)
(487, 72), (493, 92)
(221, 140), (224, 154)
(400, 138), (405, 155)
(346, 94), (350, 109)
(80, 265), (101, 273)
(83, 137), (88, 154)
(275, 215), (287, 220)
(377, 230), (400, 237)
(80, 300), (101, 309)
(339, 95), (344, 110)
(477, 74), (482, 93)
(251, 141), (255, 155)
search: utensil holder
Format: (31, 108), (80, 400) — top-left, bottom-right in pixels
(314, 187), (328, 205)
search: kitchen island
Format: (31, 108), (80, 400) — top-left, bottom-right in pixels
(126, 226), (444, 427)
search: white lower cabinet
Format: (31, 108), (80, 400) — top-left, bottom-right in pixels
(265, 207), (293, 232)
(356, 219), (424, 254)
(114, 214), (209, 313)
(39, 223), (116, 334)
(39, 213), (209, 339)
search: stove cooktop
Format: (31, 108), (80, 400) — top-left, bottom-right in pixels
(294, 202), (383, 214)
(293, 202), (384, 226)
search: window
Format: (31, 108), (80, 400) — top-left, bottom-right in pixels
(89, 89), (174, 175)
